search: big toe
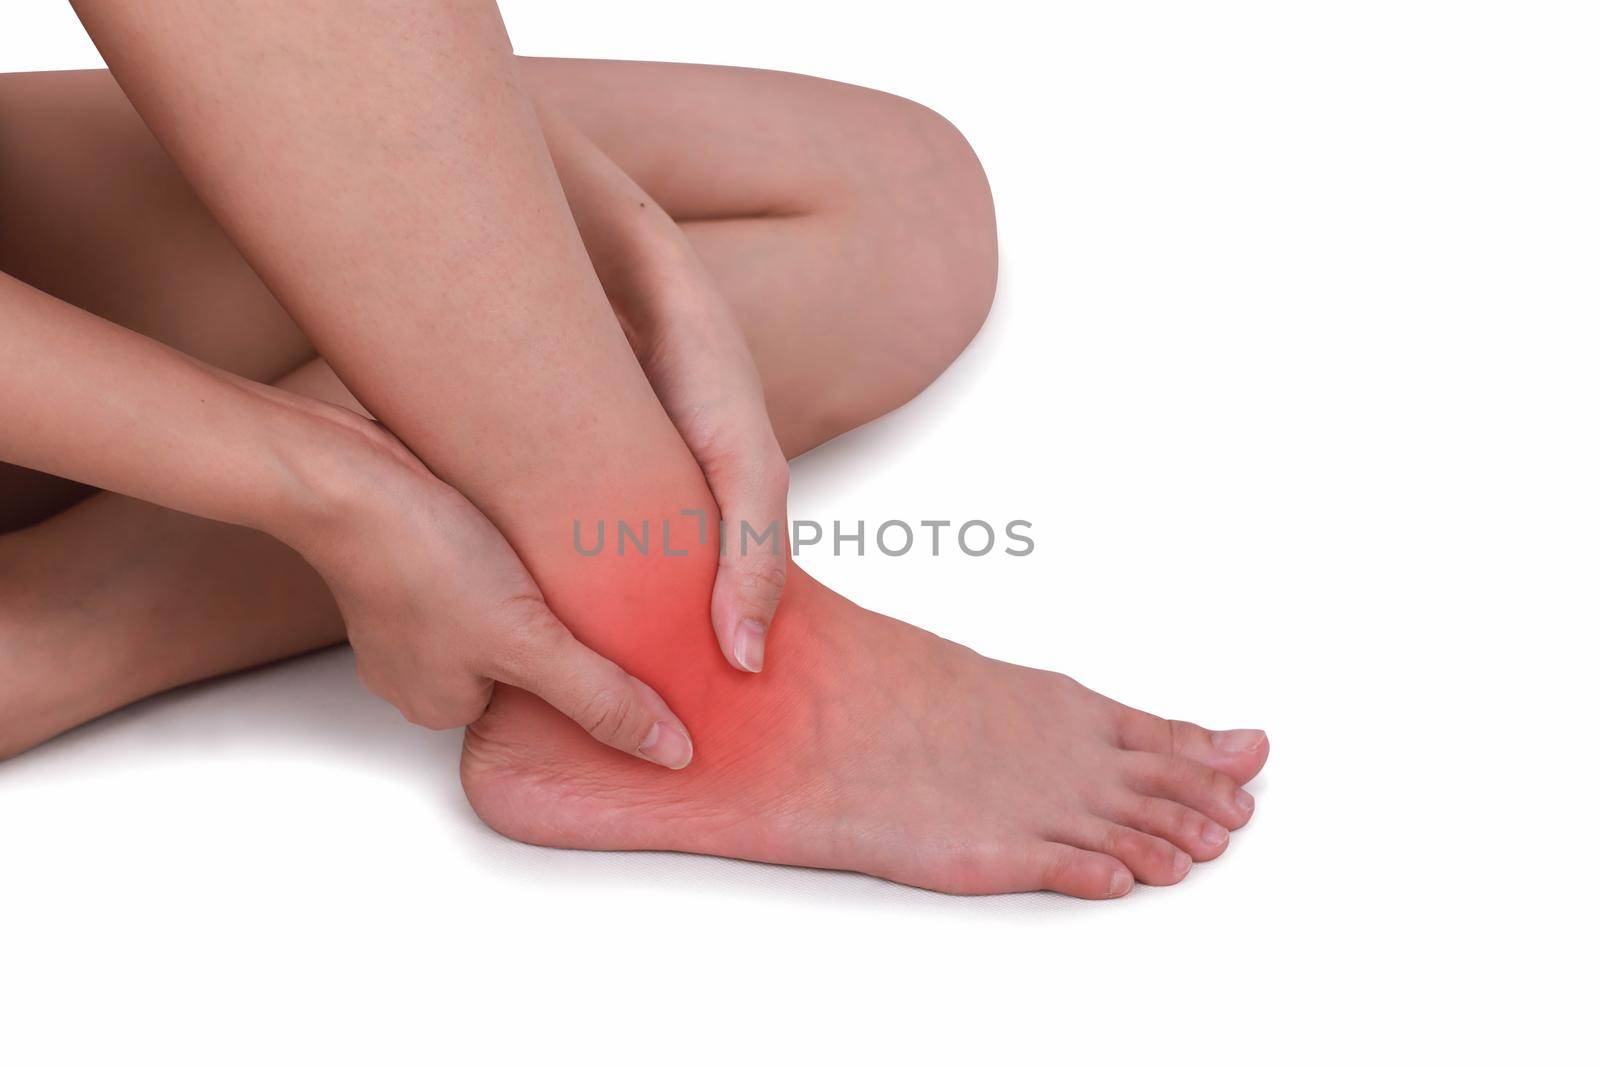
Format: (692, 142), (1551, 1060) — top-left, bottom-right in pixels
(1116, 706), (1270, 784)
(1200, 727), (1270, 782)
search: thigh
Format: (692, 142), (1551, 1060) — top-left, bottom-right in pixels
(0, 464), (91, 532)
(0, 71), (316, 529)
(0, 60), (993, 508)
(520, 59), (997, 453)
(0, 71), (316, 380)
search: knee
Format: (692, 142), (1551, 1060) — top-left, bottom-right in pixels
(889, 98), (999, 347)
(836, 91), (999, 416)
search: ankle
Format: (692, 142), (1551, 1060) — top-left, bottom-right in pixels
(0, 530), (140, 757)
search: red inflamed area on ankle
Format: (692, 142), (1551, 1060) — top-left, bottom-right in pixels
(528, 508), (822, 768)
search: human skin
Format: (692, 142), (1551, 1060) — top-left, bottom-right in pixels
(0, 249), (696, 765)
(0, 58), (993, 740)
(0, 40), (800, 768)
(1, 27), (739, 768)
(66, 0), (791, 763)
(508, 100), (794, 676)
(1, 32), (1269, 896)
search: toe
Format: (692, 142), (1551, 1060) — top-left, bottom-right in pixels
(1101, 793), (1230, 862)
(1057, 817), (1193, 887)
(1204, 727), (1270, 782)
(1114, 707), (1270, 784)
(1033, 843), (1135, 899)
(1120, 751), (1256, 831)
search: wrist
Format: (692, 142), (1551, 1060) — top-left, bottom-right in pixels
(255, 393), (416, 567)
(603, 223), (716, 342)
(584, 196), (703, 318)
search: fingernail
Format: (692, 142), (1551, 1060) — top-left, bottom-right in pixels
(732, 619), (766, 673)
(1172, 851), (1192, 878)
(1201, 821), (1227, 847)
(1235, 788), (1255, 814)
(1108, 869), (1133, 897)
(638, 720), (693, 770)
(1212, 728), (1265, 753)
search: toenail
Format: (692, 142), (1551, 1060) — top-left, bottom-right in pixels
(1108, 869), (1133, 897)
(1201, 822), (1227, 847)
(1234, 788), (1254, 814)
(1173, 851), (1192, 877)
(1213, 729), (1265, 753)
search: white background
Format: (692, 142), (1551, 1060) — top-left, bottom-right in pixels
(3, 2), (1596, 1062)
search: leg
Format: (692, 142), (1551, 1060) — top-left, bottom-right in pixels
(0, 70), (317, 532)
(0, 62), (993, 531)
(0, 361), (351, 757)
(516, 59), (999, 454)
(0, 58), (991, 741)
(0, 63), (1265, 897)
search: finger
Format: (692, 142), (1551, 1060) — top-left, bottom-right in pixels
(703, 442), (790, 673)
(491, 606), (694, 770)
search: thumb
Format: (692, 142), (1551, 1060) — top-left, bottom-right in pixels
(706, 447), (790, 673)
(491, 607), (693, 770)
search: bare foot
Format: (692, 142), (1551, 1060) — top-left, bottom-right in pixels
(0, 508), (344, 760)
(461, 573), (1269, 898)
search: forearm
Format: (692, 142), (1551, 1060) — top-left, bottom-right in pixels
(0, 271), (373, 547)
(70, 1), (729, 666)
(71, 2), (689, 522)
